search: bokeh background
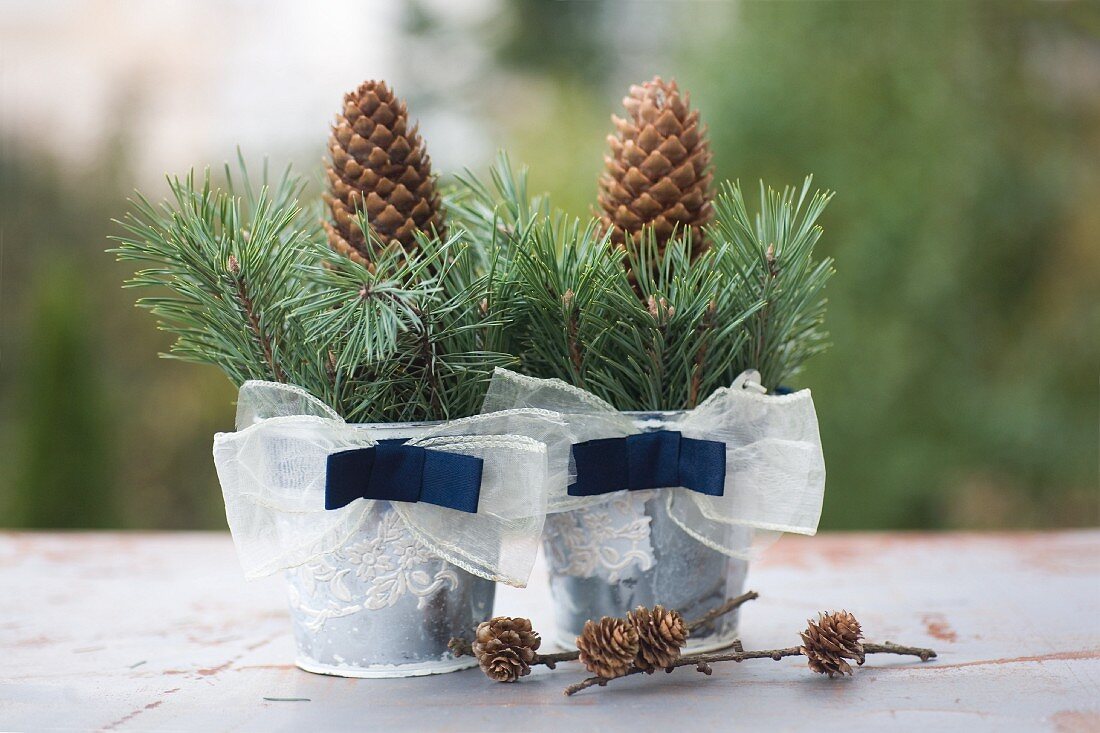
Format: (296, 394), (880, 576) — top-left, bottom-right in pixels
(1, 1), (1097, 531)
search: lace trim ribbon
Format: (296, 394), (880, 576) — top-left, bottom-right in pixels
(481, 367), (826, 559)
(212, 380), (569, 587)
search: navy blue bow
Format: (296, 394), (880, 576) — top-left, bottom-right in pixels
(568, 430), (726, 497)
(325, 439), (483, 513)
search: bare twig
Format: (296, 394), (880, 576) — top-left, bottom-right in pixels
(865, 641), (937, 662)
(563, 646), (800, 696)
(686, 590), (759, 632)
(564, 639), (937, 696)
(531, 651), (578, 670)
(450, 635), (580, 670)
(449, 591), (759, 670)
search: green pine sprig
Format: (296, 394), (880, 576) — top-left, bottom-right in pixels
(312, 230), (515, 422)
(112, 151), (833, 422)
(710, 178), (835, 390)
(110, 157), (319, 388)
(446, 150), (548, 259)
(111, 155), (511, 422)
(451, 156), (834, 410)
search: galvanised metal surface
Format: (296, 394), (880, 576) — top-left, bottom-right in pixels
(285, 420), (495, 677)
(546, 494), (747, 652)
(284, 503), (494, 678)
(2, 531), (1098, 731)
(545, 412), (747, 652)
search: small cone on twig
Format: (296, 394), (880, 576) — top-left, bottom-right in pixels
(598, 76), (713, 265)
(471, 616), (542, 683)
(800, 610), (865, 677)
(628, 605), (688, 672)
(324, 80), (444, 268)
(576, 617), (640, 679)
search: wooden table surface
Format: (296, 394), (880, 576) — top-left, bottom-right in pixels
(1, 530), (1097, 732)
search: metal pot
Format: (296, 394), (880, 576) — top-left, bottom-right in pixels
(543, 412), (747, 653)
(284, 421), (496, 678)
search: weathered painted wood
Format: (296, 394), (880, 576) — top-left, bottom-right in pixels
(1, 531), (1097, 731)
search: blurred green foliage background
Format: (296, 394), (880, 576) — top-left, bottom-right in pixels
(1, 1), (1097, 530)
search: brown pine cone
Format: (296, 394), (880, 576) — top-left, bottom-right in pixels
(576, 616), (640, 679)
(800, 610), (865, 677)
(598, 76), (713, 262)
(472, 616), (541, 683)
(628, 604), (688, 672)
(324, 80), (444, 268)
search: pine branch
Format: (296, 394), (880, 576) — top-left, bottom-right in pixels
(227, 254), (285, 383)
(110, 161), (318, 387)
(710, 178), (835, 390)
(688, 299), (717, 408)
(446, 150), (547, 255)
(113, 155), (511, 423)
(458, 158), (766, 411)
(561, 289), (586, 388)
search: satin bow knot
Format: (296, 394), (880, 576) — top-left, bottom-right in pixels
(569, 430), (726, 497)
(326, 440), (483, 513)
(480, 367), (827, 560)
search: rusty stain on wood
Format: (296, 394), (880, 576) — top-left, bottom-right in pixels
(101, 700), (163, 731)
(921, 613), (958, 643)
(196, 660), (234, 677)
(918, 648), (1100, 670)
(1, 531), (1097, 730)
(1051, 709), (1100, 732)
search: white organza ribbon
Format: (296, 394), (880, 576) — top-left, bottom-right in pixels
(212, 381), (570, 587)
(481, 368), (826, 559)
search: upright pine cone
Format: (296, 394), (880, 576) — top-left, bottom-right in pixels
(800, 611), (865, 677)
(628, 605), (688, 672)
(598, 76), (713, 260)
(576, 617), (640, 679)
(324, 80), (444, 267)
(471, 616), (541, 683)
